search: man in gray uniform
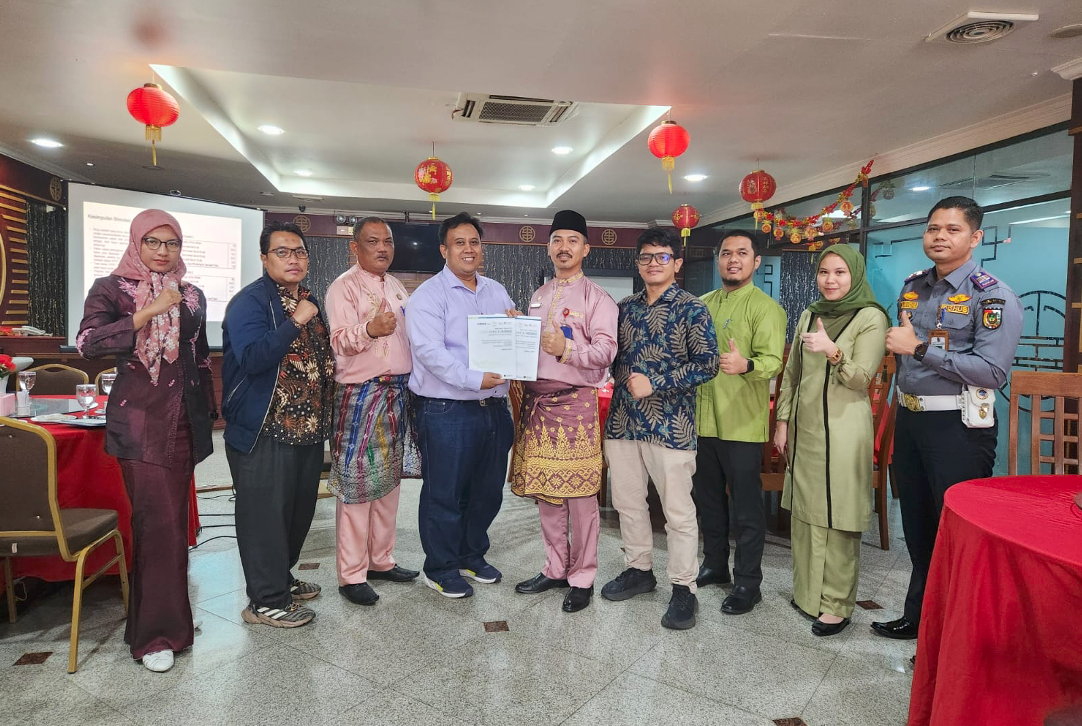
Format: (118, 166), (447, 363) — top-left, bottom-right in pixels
(872, 196), (1022, 640)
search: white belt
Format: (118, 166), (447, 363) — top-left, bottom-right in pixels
(898, 390), (963, 413)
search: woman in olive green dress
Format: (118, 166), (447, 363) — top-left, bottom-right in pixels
(774, 246), (888, 636)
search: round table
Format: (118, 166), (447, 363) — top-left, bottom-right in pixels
(10, 396), (200, 582)
(908, 475), (1082, 726)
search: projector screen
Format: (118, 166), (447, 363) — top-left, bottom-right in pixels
(67, 183), (265, 348)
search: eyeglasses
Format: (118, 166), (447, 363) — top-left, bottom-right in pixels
(142, 236), (182, 251)
(267, 247), (310, 260)
(636, 252), (674, 265)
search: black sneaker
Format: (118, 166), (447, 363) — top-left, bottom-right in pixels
(661, 584), (698, 630)
(600, 567), (657, 602)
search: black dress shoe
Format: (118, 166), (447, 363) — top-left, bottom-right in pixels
(790, 598), (816, 621)
(562, 586), (593, 613)
(515, 573), (569, 594)
(367, 565), (420, 582)
(870, 616), (919, 640)
(695, 564), (731, 587)
(812, 618), (850, 637)
(339, 583), (379, 606)
(721, 585), (762, 615)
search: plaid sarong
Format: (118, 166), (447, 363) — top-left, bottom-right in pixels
(328, 374), (419, 504)
(510, 385), (602, 505)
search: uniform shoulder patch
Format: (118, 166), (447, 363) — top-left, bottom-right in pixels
(904, 268), (932, 283)
(970, 270), (998, 291)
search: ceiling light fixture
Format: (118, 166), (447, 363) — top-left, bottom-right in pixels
(551, 146), (573, 155)
(86, 162), (95, 167)
(31, 138), (63, 148)
(910, 185), (931, 192)
(519, 184), (535, 191)
(295, 169), (313, 177)
(258, 124), (285, 136)
(683, 174), (708, 182)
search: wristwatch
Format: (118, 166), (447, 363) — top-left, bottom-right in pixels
(742, 359), (755, 375)
(913, 342), (929, 362)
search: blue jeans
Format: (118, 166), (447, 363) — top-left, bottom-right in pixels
(415, 397), (514, 581)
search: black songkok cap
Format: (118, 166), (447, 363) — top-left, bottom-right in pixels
(548, 210), (589, 241)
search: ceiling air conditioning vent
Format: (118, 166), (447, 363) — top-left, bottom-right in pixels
(924, 11), (1038, 44)
(454, 93), (577, 126)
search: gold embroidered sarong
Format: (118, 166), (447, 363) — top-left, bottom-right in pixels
(510, 385), (602, 505)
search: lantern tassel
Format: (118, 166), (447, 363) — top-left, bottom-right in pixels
(662, 156), (675, 194)
(429, 192), (439, 220)
(151, 139), (157, 167)
(680, 228), (690, 239)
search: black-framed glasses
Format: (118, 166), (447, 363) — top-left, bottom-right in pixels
(142, 236), (182, 251)
(267, 247), (309, 260)
(636, 252), (674, 265)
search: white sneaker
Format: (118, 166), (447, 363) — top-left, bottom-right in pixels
(142, 650), (174, 673)
(193, 619), (203, 631)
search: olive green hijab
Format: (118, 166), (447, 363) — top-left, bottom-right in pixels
(807, 245), (889, 337)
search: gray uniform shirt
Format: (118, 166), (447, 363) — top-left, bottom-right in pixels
(895, 258), (1023, 396)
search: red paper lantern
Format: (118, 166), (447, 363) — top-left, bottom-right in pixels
(126, 83), (180, 166)
(739, 169), (777, 212)
(648, 120), (690, 193)
(414, 156), (453, 219)
(671, 204), (699, 242)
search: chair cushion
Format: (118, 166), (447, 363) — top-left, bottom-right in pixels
(0, 508), (118, 557)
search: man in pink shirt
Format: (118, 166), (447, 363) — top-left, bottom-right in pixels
(324, 217), (420, 606)
(510, 209), (618, 613)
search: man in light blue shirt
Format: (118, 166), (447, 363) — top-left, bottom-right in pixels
(406, 212), (516, 598)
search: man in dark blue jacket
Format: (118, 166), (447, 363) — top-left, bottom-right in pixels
(223, 221), (335, 629)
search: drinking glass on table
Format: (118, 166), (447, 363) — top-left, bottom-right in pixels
(17, 370), (35, 396)
(75, 383), (97, 417)
(99, 372), (116, 413)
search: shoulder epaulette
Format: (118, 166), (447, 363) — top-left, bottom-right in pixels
(904, 268), (932, 283)
(970, 270), (998, 291)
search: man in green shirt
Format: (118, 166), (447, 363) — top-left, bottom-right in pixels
(693, 230), (786, 615)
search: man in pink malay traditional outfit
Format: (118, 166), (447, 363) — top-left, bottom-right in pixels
(511, 209), (618, 613)
(325, 217), (420, 606)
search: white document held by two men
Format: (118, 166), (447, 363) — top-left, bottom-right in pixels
(467, 315), (543, 381)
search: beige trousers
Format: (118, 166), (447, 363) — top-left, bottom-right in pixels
(604, 439), (699, 591)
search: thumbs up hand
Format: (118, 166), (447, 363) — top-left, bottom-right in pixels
(886, 311), (922, 355)
(801, 317), (838, 355)
(541, 319), (569, 357)
(366, 297), (398, 338)
(718, 336), (748, 376)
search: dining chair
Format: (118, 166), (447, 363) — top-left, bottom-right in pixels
(94, 367), (117, 395)
(0, 416), (129, 673)
(1008, 370), (1082, 475)
(869, 356), (897, 550)
(26, 364), (90, 395)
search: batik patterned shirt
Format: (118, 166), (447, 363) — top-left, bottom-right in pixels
(604, 283), (720, 451)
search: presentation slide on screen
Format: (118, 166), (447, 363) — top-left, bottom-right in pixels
(67, 184), (265, 348)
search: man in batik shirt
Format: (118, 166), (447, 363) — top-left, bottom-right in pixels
(511, 210), (618, 613)
(325, 217), (420, 607)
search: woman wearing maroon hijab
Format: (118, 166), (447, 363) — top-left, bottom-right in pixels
(78, 209), (216, 672)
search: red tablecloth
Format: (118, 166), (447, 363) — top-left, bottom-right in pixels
(909, 475), (1082, 726)
(11, 396), (200, 582)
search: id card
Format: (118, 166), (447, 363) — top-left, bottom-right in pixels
(929, 328), (949, 350)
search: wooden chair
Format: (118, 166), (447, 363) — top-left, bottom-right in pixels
(0, 416), (129, 673)
(94, 367), (117, 395)
(26, 364), (89, 395)
(1008, 371), (1082, 475)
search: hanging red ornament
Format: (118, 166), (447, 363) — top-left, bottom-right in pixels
(841, 200), (854, 215)
(808, 240), (825, 252)
(774, 227), (785, 241)
(805, 226), (818, 240)
(647, 120), (690, 194)
(671, 203), (699, 242)
(822, 219), (834, 232)
(761, 221), (772, 234)
(414, 155), (453, 219)
(126, 82), (180, 166)
(790, 231), (802, 244)
(739, 169), (777, 213)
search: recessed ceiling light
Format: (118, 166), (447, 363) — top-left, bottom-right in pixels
(258, 124), (285, 136)
(85, 162), (95, 167)
(910, 185), (931, 192)
(684, 174), (708, 182)
(519, 184), (535, 191)
(551, 146), (573, 155)
(31, 138), (63, 148)
(295, 169), (313, 177)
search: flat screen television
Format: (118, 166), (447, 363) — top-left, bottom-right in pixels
(387, 222), (445, 273)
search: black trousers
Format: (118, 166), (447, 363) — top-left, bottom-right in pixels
(691, 437), (766, 590)
(893, 408), (997, 622)
(228, 436), (323, 609)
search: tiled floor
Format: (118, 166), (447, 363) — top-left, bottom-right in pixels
(2, 435), (916, 726)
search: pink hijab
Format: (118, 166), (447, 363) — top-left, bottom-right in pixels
(111, 209), (187, 384)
